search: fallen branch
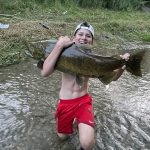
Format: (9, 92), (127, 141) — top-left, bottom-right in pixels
(0, 14), (23, 20)
(0, 14), (14, 18)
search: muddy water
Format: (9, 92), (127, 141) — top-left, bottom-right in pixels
(0, 54), (150, 150)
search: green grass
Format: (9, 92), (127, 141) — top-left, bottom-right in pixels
(0, 3), (150, 67)
(142, 34), (150, 42)
(0, 0), (144, 12)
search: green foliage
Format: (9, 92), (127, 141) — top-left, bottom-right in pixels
(142, 34), (150, 42)
(75, 0), (102, 8)
(0, 0), (145, 12)
(105, 0), (143, 10)
(0, 0), (39, 13)
(71, 0), (143, 10)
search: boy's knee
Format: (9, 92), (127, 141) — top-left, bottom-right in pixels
(80, 138), (95, 150)
(57, 133), (69, 141)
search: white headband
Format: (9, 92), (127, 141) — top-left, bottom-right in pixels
(74, 23), (94, 37)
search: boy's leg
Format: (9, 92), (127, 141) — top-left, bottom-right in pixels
(57, 133), (70, 141)
(78, 123), (95, 150)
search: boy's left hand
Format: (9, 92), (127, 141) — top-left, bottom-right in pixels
(120, 53), (130, 61)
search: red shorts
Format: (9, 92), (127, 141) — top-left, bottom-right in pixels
(55, 93), (94, 134)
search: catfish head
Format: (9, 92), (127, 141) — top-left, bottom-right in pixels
(25, 41), (46, 60)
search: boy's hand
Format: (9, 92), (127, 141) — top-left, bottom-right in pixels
(56, 36), (74, 49)
(120, 53), (130, 61)
(120, 53), (130, 69)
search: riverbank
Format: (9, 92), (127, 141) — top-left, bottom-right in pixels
(0, 7), (150, 67)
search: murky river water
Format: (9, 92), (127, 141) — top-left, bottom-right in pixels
(0, 51), (150, 150)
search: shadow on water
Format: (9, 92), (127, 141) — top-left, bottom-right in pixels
(0, 49), (150, 149)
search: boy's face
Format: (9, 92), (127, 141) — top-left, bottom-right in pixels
(73, 28), (93, 45)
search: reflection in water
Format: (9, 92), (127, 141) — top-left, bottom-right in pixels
(0, 59), (150, 150)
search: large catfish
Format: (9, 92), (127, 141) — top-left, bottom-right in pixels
(25, 40), (145, 84)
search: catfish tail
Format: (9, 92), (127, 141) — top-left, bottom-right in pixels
(126, 50), (146, 77)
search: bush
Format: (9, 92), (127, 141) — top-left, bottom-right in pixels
(75, 0), (143, 10)
(0, 0), (145, 12)
(0, 0), (38, 13)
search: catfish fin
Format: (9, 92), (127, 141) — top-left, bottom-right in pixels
(126, 50), (146, 77)
(98, 72), (116, 85)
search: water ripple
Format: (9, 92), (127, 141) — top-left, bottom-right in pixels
(0, 59), (150, 150)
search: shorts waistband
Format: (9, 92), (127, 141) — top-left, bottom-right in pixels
(60, 93), (91, 104)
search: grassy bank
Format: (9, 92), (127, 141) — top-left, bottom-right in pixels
(0, 4), (150, 67)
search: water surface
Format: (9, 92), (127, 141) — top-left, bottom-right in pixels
(0, 54), (150, 150)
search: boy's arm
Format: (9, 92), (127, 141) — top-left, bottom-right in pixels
(41, 36), (74, 77)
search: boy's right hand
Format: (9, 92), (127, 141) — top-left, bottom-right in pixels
(56, 36), (75, 49)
